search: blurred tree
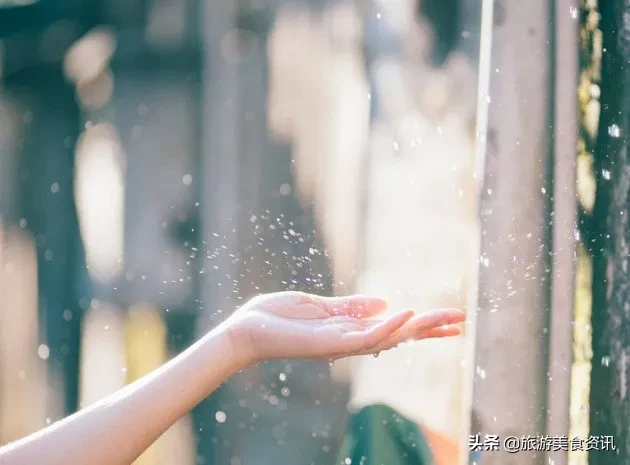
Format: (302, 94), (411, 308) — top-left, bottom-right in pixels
(589, 0), (630, 461)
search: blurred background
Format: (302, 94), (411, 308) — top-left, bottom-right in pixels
(3, 0), (620, 465)
(0, 0), (481, 464)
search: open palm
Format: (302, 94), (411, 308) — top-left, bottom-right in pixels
(227, 292), (466, 363)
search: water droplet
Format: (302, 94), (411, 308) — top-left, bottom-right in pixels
(328, 359), (335, 367)
(279, 183), (292, 196)
(345, 458), (352, 465)
(569, 6), (578, 19)
(281, 387), (291, 397)
(602, 169), (611, 180)
(601, 356), (611, 367)
(215, 411), (227, 423)
(38, 344), (50, 360)
(373, 352), (380, 358)
(608, 124), (621, 138)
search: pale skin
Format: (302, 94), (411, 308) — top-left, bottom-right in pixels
(0, 291), (465, 465)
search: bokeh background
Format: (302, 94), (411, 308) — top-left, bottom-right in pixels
(0, 1), (482, 464)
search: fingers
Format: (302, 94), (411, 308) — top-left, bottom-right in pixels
(352, 309), (466, 355)
(402, 308), (466, 332)
(415, 324), (462, 340)
(368, 308), (464, 351)
(336, 310), (413, 356)
(318, 295), (389, 319)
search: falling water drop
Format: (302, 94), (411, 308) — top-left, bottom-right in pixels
(608, 124), (621, 138)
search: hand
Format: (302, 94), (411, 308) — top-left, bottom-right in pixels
(225, 291), (466, 365)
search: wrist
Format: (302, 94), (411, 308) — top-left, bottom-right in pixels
(207, 319), (255, 373)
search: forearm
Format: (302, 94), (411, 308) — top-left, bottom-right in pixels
(0, 292), (463, 465)
(0, 323), (247, 465)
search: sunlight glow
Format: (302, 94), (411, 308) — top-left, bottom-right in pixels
(74, 123), (125, 284)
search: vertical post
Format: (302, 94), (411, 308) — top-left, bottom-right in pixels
(199, 0), (240, 334)
(546, 0), (579, 464)
(197, 2), (241, 463)
(460, 0), (493, 460)
(468, 1), (554, 464)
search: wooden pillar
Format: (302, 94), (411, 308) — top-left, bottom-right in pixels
(546, 0), (579, 464)
(468, 0), (554, 464)
(198, 0), (241, 336)
(197, 2), (244, 463)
